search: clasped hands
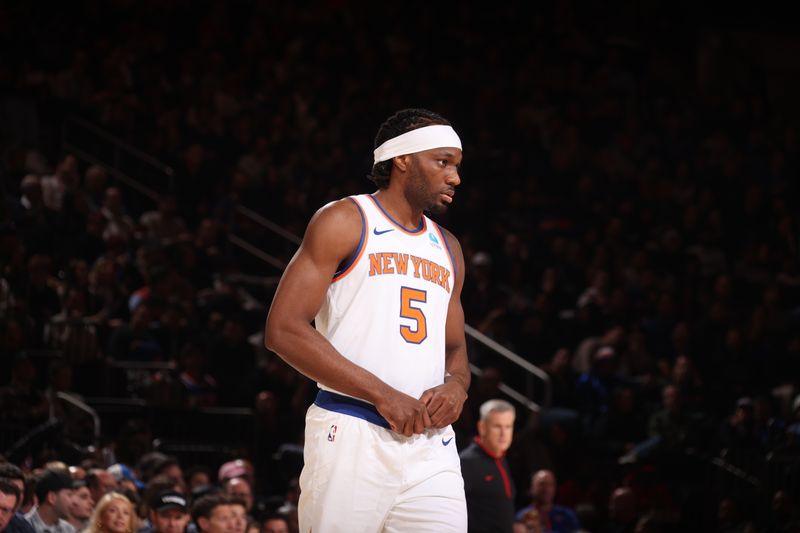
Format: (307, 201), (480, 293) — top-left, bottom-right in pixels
(376, 381), (468, 437)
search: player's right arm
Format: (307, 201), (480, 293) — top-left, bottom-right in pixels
(264, 199), (431, 436)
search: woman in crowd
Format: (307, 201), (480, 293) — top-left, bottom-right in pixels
(84, 492), (138, 533)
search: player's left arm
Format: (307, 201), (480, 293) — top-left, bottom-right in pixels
(420, 228), (471, 428)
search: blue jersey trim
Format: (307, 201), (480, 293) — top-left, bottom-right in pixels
(368, 194), (426, 234)
(333, 197), (366, 279)
(314, 390), (391, 429)
(436, 223), (457, 282)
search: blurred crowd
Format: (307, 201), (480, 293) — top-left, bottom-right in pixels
(0, 457), (295, 533)
(1, 1), (800, 531)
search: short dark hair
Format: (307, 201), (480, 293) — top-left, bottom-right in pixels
(0, 462), (24, 484)
(262, 513), (290, 525)
(368, 108), (452, 189)
(0, 479), (20, 506)
(191, 493), (246, 523)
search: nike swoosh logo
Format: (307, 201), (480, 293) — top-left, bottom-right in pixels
(442, 437), (453, 446)
(373, 228), (394, 235)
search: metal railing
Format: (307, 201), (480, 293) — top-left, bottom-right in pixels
(61, 117), (552, 413)
(55, 392), (101, 446)
(62, 116), (173, 201)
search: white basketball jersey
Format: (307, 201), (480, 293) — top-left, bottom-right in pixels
(315, 194), (456, 401)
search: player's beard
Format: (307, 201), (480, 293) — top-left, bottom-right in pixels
(405, 163), (448, 217)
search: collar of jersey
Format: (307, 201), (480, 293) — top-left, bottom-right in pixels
(367, 194), (427, 235)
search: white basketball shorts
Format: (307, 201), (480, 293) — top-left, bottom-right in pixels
(298, 390), (467, 533)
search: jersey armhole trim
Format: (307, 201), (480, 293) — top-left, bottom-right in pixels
(332, 197), (368, 282)
(434, 223), (457, 282)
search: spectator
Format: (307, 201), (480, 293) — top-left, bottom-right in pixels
(175, 341), (218, 409)
(107, 464), (144, 496)
(190, 494), (247, 533)
(222, 479), (252, 520)
(85, 492), (137, 533)
(515, 470), (580, 533)
(138, 475), (183, 525)
(24, 470), (77, 533)
(40, 155), (79, 213)
(261, 514), (290, 533)
(574, 346), (621, 438)
(107, 303), (163, 361)
(216, 461), (252, 489)
(17, 175), (61, 256)
(85, 470), (118, 507)
(619, 384), (694, 464)
(604, 487), (637, 533)
(0, 462), (32, 533)
(140, 196), (187, 245)
(100, 187), (135, 245)
(715, 397), (763, 467)
(183, 468), (211, 495)
(0, 480), (22, 533)
(139, 491), (190, 533)
(83, 165), (108, 214)
(65, 481), (92, 532)
(460, 399), (516, 533)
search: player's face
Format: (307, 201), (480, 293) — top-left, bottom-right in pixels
(478, 410), (515, 456)
(406, 148), (462, 215)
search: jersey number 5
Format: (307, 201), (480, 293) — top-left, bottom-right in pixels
(400, 287), (427, 344)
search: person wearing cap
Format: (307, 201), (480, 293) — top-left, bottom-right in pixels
(107, 465), (144, 495)
(24, 470), (77, 533)
(138, 491), (189, 533)
(215, 461), (252, 490)
(266, 108), (470, 531)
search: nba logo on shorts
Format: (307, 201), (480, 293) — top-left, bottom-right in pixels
(327, 424), (337, 442)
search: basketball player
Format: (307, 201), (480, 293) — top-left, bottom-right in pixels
(265, 108), (471, 532)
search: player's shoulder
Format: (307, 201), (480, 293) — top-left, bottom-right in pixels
(307, 196), (363, 233)
(300, 196), (365, 258)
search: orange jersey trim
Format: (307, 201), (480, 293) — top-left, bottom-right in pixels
(332, 197), (368, 282)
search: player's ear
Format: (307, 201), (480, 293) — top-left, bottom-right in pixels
(393, 155), (411, 172)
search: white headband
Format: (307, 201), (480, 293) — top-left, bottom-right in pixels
(373, 125), (462, 165)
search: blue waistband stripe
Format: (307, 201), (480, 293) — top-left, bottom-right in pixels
(314, 390), (391, 429)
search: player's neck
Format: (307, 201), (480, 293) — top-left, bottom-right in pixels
(372, 189), (424, 230)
